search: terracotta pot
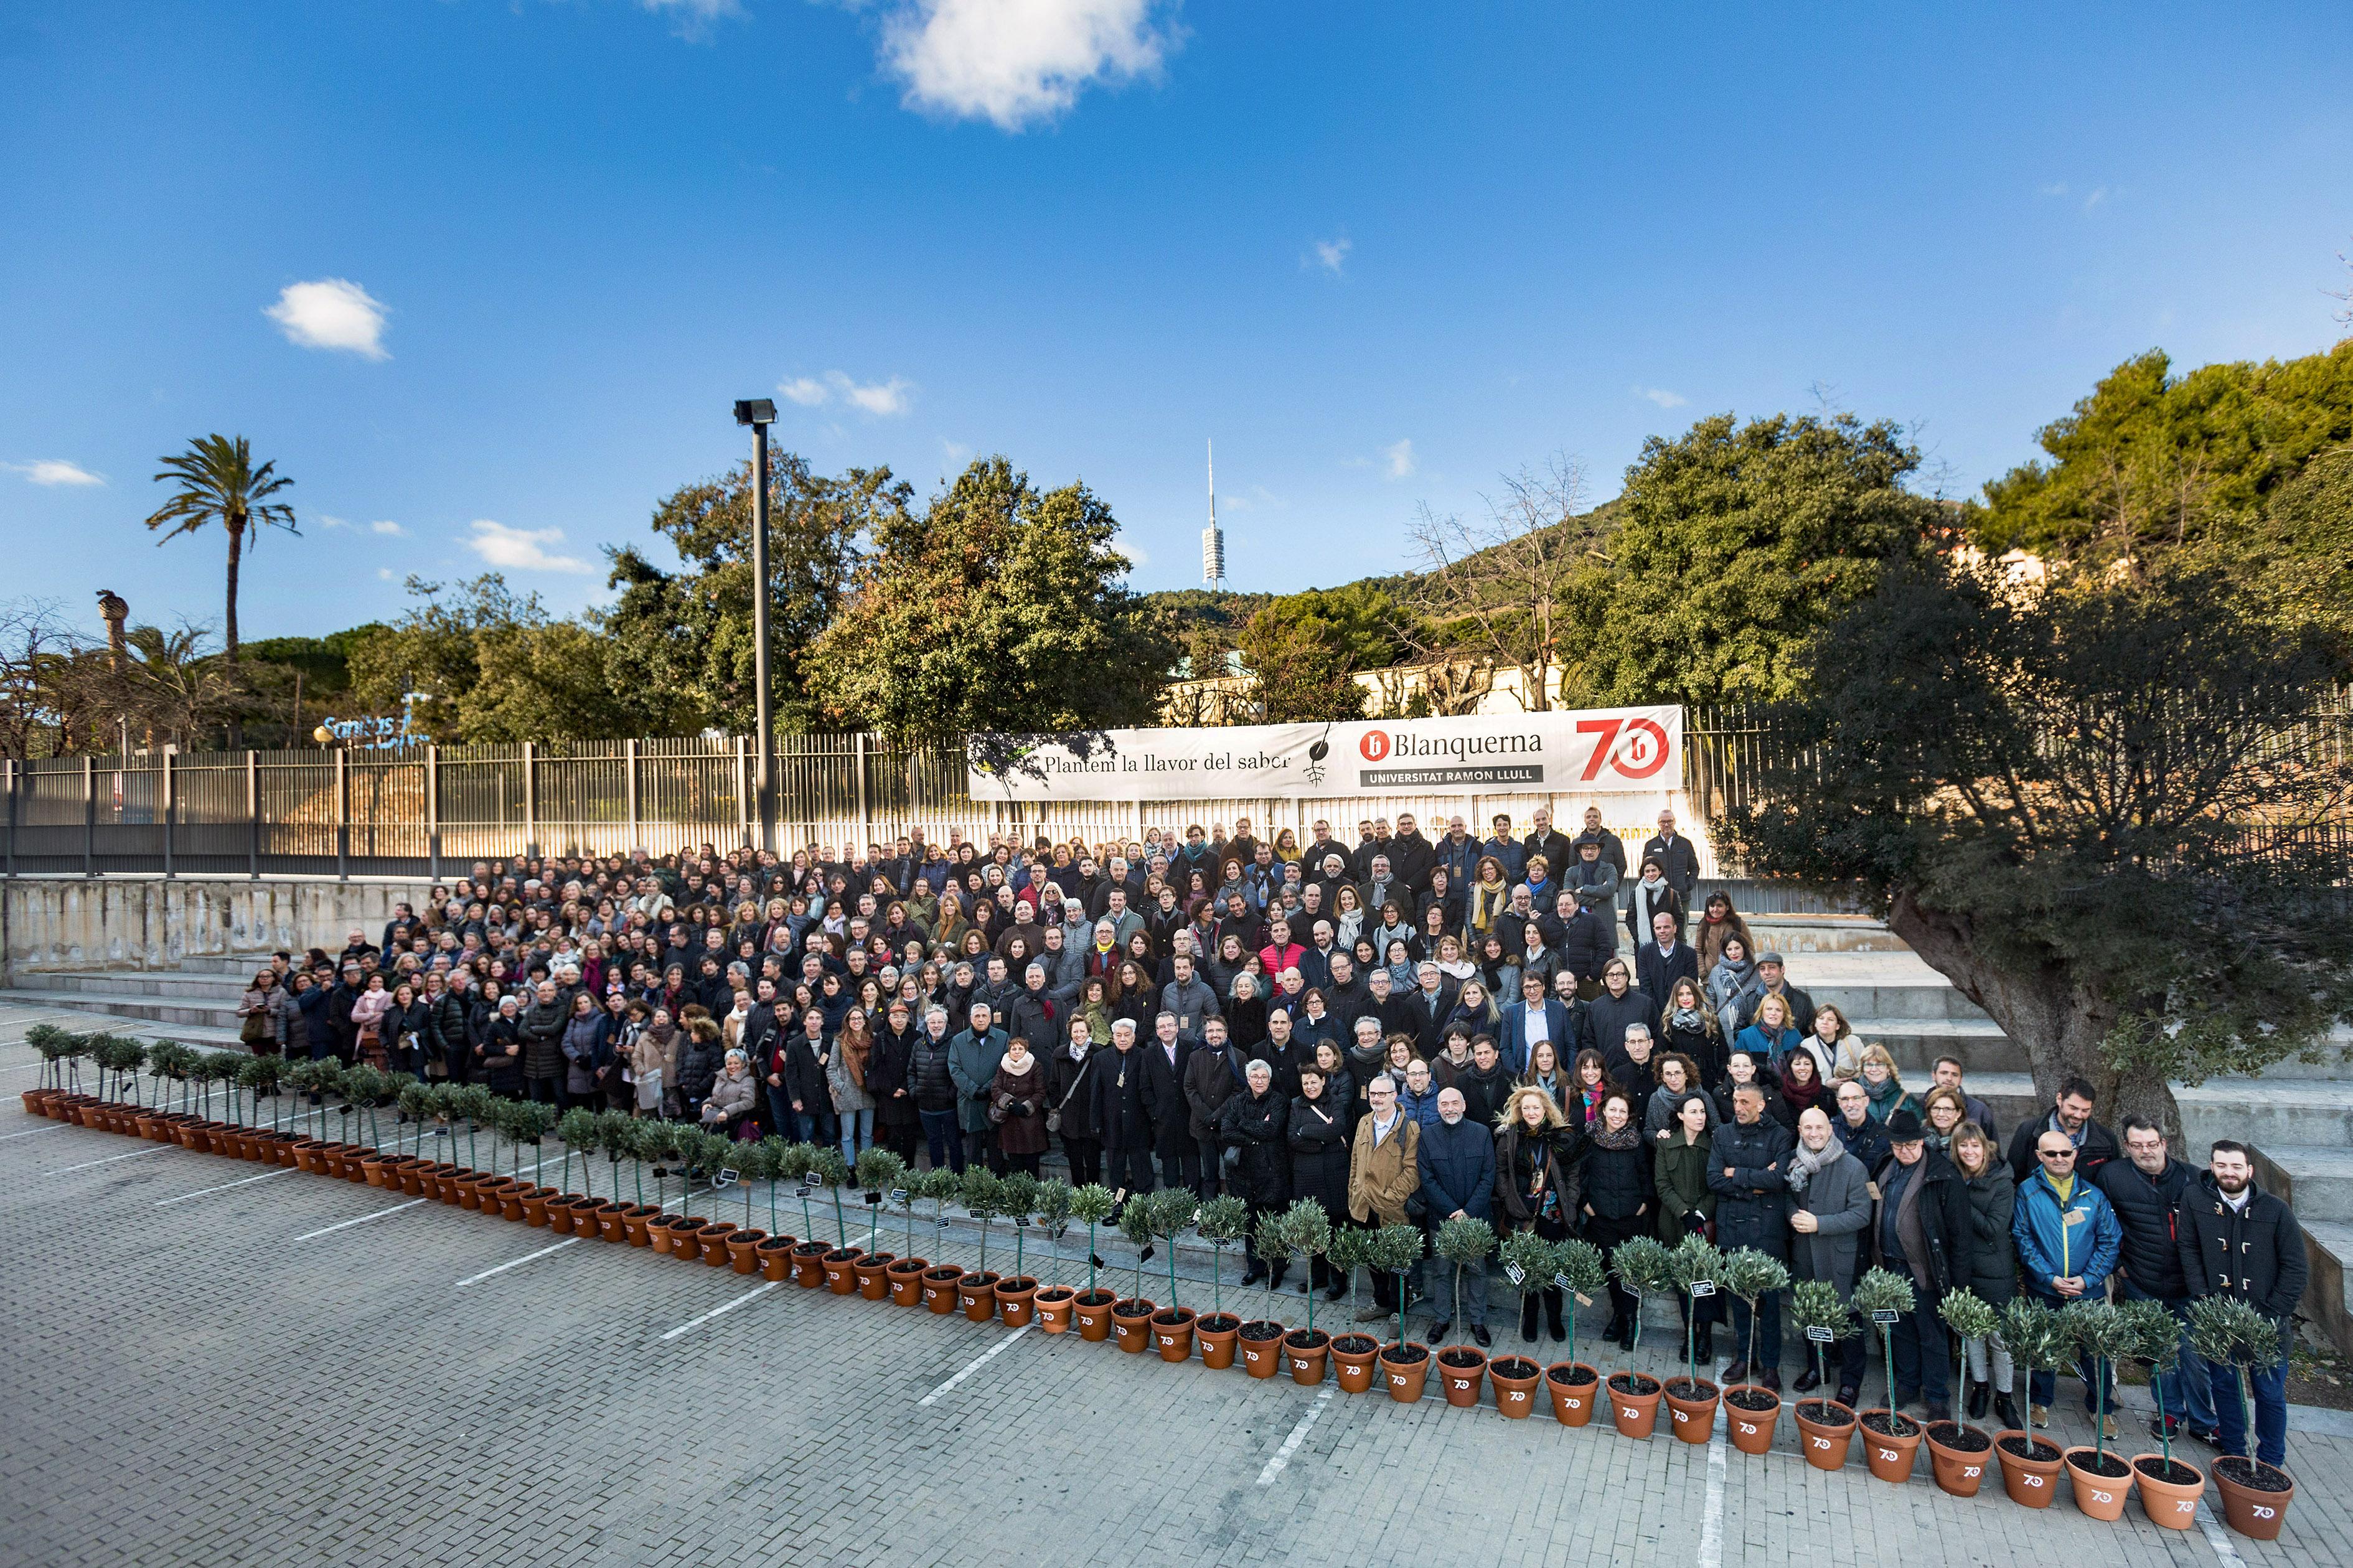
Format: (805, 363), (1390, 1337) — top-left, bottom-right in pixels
(922, 1265), (962, 1312)
(888, 1257), (931, 1306)
(1437, 1348), (1486, 1407)
(19, 1090), (49, 1117)
(1994, 1429), (2066, 1506)
(1488, 1356), (1541, 1419)
(433, 1164), (467, 1204)
(290, 1138), (322, 1172)
(1196, 1315), (1241, 1369)
(959, 1271), (1001, 1320)
(1286, 1330), (1332, 1386)
(1379, 1343), (1430, 1403)
(399, 1159), (430, 1195)
(700, 1223), (740, 1265)
(825, 1249), (866, 1293)
(1860, 1411), (1923, 1483)
(647, 1214), (680, 1252)
(671, 1216), (710, 1259)
(1609, 1373), (1664, 1439)
(2130, 1453), (2207, 1531)
(360, 1155), (391, 1186)
(1073, 1291), (1117, 1341)
(456, 1171), (484, 1208)
(518, 1186), (550, 1226)
(547, 1198), (580, 1237)
(855, 1252), (896, 1298)
(1546, 1363), (1600, 1425)
(1112, 1301), (1157, 1354)
(729, 1230), (767, 1274)
(1724, 1387), (1781, 1455)
(341, 1145), (372, 1183)
(489, 1180), (527, 1219)
(1331, 1335), (1382, 1392)
(1665, 1379), (1721, 1445)
(2063, 1447), (2133, 1521)
(1924, 1424), (1994, 1497)
(622, 1204), (659, 1244)
(593, 1201), (627, 1241)
(1237, 1321), (1284, 1377)
(995, 1276), (1038, 1326)
(1796, 1400), (1858, 1471)
(1031, 1284), (1074, 1329)
(2212, 1457), (2294, 1539)
(758, 1235), (799, 1280)
(797, 1242), (834, 1289)
(1152, 1307), (1199, 1363)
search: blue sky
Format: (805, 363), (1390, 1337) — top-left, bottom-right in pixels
(4, 1), (2350, 641)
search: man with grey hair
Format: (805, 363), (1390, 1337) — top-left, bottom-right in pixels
(1142, 1010), (1198, 1193)
(1416, 1086), (1495, 1345)
(1095, 1016), (1153, 1196)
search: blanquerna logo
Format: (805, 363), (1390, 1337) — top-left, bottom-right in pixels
(1359, 731), (1391, 761)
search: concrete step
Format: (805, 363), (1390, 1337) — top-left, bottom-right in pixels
(1741, 916), (1908, 954)
(1810, 984), (1993, 1024)
(2252, 1144), (2353, 1221)
(2299, 1221), (2352, 1363)
(1845, 1018), (2025, 1076)
(2179, 1077), (2353, 1155)
(0, 987), (242, 1031)
(37, 971), (253, 1001)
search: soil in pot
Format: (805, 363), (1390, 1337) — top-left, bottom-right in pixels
(1437, 1346), (1487, 1407)
(758, 1234), (799, 1280)
(1664, 1378), (1721, 1445)
(921, 1264), (963, 1312)
(1724, 1386), (1780, 1454)
(1488, 1356), (1541, 1419)
(958, 1271), (1001, 1320)
(1073, 1288), (1117, 1340)
(1150, 1306), (1198, 1361)
(1994, 1431), (2067, 1508)
(622, 1203), (659, 1244)
(793, 1239), (833, 1289)
(1237, 1318), (1285, 1378)
(1331, 1333), (1382, 1392)
(728, 1229), (768, 1274)
(1923, 1422), (1994, 1498)
(1795, 1399), (1858, 1472)
(698, 1224), (740, 1265)
(1285, 1328), (1331, 1386)
(1195, 1313), (1242, 1368)
(2210, 1456), (2294, 1539)
(1546, 1362), (1600, 1426)
(1380, 1341), (1430, 1403)
(1112, 1299), (1158, 1353)
(994, 1276), (1038, 1325)
(2063, 1447), (2133, 1521)
(1608, 1372), (1665, 1440)
(2131, 1454), (2206, 1531)
(889, 1257), (932, 1306)
(1859, 1411), (1924, 1483)
(824, 1247), (865, 1293)
(855, 1251), (896, 1298)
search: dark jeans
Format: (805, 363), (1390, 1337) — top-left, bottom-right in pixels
(1194, 1134), (1224, 1199)
(1888, 1290), (1951, 1407)
(1158, 1144), (1201, 1196)
(525, 1075), (565, 1110)
(1003, 1150), (1041, 1178)
(918, 1110), (965, 1174)
(1106, 1142), (1154, 1196)
(2024, 1284), (2112, 1412)
(1726, 1287), (1783, 1371)
(881, 1117), (921, 1166)
(2211, 1347), (2291, 1468)
(2120, 1279), (2217, 1430)
(1059, 1134), (1101, 1189)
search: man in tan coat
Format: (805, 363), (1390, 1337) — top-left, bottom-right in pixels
(1348, 1073), (1422, 1322)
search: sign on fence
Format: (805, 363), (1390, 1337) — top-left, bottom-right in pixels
(967, 708), (1682, 802)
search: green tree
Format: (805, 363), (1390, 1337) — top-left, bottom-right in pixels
(807, 455), (1178, 744)
(1724, 557), (2353, 1137)
(1557, 413), (1940, 705)
(1235, 583), (1409, 722)
(600, 449), (904, 734)
(143, 434), (299, 744)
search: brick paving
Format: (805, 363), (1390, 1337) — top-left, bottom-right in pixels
(3, 1022), (2349, 1568)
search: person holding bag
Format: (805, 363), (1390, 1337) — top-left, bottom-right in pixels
(989, 1034), (1051, 1176)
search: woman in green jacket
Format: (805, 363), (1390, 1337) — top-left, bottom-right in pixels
(1655, 1092), (1719, 1358)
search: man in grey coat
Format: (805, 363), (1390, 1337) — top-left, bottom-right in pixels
(947, 1001), (1010, 1175)
(1786, 1106), (1874, 1406)
(1160, 951), (1220, 1043)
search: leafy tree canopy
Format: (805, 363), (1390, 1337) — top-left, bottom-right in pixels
(1236, 583), (1414, 723)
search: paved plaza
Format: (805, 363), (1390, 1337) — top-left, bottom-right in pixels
(3, 1023), (2349, 1568)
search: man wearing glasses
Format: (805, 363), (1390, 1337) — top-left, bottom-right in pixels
(2012, 1127), (2124, 1433)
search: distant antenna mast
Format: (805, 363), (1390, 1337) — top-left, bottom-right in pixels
(1201, 438), (1226, 589)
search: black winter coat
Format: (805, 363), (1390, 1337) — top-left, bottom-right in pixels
(908, 1033), (959, 1114)
(1579, 1132), (1654, 1224)
(1962, 1163), (2019, 1305)
(2176, 1172), (2308, 1325)
(1046, 1046), (1104, 1142)
(1139, 1039), (1194, 1157)
(1092, 1045), (1153, 1152)
(1285, 1090), (1351, 1221)
(2097, 1156), (2196, 1298)
(1218, 1088), (1290, 1208)
(868, 1023), (919, 1128)
(1871, 1150), (1975, 1302)
(1585, 988), (1655, 1068)
(1708, 1115), (1796, 1256)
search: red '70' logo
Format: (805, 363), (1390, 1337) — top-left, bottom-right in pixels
(1576, 718), (1671, 781)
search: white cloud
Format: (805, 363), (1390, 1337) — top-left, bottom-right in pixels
(642, 0), (741, 32)
(369, 519), (406, 535)
(265, 278), (390, 359)
(317, 514), (354, 529)
(466, 520), (591, 573)
(1307, 237), (1351, 275)
(775, 370), (915, 416)
(1638, 387), (1688, 409)
(4, 459), (105, 487)
(879, 0), (1176, 131)
(1383, 439), (1416, 479)
(2083, 185), (2112, 211)
(377, 566), (396, 581)
(2039, 182), (2069, 197)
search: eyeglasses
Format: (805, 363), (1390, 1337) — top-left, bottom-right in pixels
(2037, 1149), (2075, 1161)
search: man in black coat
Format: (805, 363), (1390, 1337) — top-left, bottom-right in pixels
(1871, 1110), (1975, 1419)
(2176, 1140), (2308, 1468)
(1139, 1012), (1198, 1195)
(1640, 809), (1703, 901)
(1386, 812), (1436, 894)
(1181, 1017), (1249, 1201)
(1709, 1084), (1796, 1386)
(1520, 809), (1572, 890)
(1091, 1018), (1155, 1196)
(1542, 891), (1617, 997)
(1633, 911), (1699, 1011)
(2099, 1115), (2218, 1442)
(1407, 962), (1458, 1061)
(1584, 960), (1655, 1076)
(2004, 1076), (2120, 1185)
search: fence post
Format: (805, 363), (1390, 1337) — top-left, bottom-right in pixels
(248, 750), (261, 879)
(733, 735), (749, 852)
(83, 754), (95, 876)
(335, 748), (350, 881)
(161, 749), (174, 880)
(426, 744), (441, 882)
(3, 759), (14, 880)
(854, 733), (869, 852)
(522, 741), (537, 858)
(626, 738), (641, 853)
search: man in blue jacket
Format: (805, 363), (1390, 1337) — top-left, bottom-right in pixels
(1417, 1086), (1497, 1346)
(1498, 970), (1572, 1074)
(2013, 1127), (2125, 1434)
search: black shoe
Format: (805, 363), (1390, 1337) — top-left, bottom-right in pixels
(1760, 1368), (1780, 1392)
(1793, 1367), (1822, 1393)
(1693, 1329), (1713, 1362)
(1836, 1386), (1861, 1409)
(1968, 1380), (1989, 1420)
(1721, 1359), (1750, 1384)
(1241, 1265), (1267, 1286)
(1268, 1265), (1290, 1293)
(1427, 1320), (1451, 1344)
(1471, 1325), (1491, 1350)
(1322, 1284), (1348, 1303)
(1603, 1316), (1627, 1346)
(1994, 1392), (2023, 1432)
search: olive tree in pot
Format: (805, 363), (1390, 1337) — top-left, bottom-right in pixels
(808, 1147), (860, 1289)
(1238, 1204), (1295, 1376)
(235, 1054), (284, 1147)
(1993, 1297), (2072, 1505)
(1790, 1279), (1859, 1469)
(1488, 1230), (1554, 1417)
(1325, 1226), (1383, 1391)
(554, 1108), (601, 1225)
(911, 1167), (966, 1308)
(1145, 1189), (1201, 1361)
(994, 1171), (1043, 1322)
(2056, 1300), (2138, 1519)
(1544, 1239), (1608, 1425)
(956, 1167), (1006, 1317)
(1275, 1199), (1335, 1383)
(1192, 1195), (1251, 1366)
(1068, 1182), (1120, 1338)
(1370, 1224), (1430, 1402)
(1664, 1233), (1726, 1442)
(2114, 1295), (2205, 1528)
(1922, 1288), (1998, 1494)
(2189, 1293), (2296, 1539)
(1431, 1216), (1497, 1407)
(1028, 1179), (1076, 1325)
(1718, 1248), (1792, 1453)
(1109, 1188), (1171, 1351)
(1606, 1237), (1674, 1438)
(1851, 1267), (1925, 1481)
(881, 1168), (932, 1297)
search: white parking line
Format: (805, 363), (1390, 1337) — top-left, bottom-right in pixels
(156, 1167), (301, 1206)
(659, 1281), (779, 1342)
(457, 1237), (581, 1287)
(294, 1198), (425, 1241)
(2197, 1498), (2246, 1567)
(1696, 1432), (1727, 1568)
(1256, 1385), (1337, 1485)
(0, 1122), (70, 1143)
(919, 1325), (1031, 1407)
(0, 1061), (52, 1076)
(49, 1143), (176, 1175)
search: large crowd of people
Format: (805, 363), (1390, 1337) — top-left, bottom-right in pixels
(233, 807), (2307, 1463)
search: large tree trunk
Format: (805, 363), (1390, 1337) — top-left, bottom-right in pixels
(224, 523), (244, 749)
(1887, 888), (2183, 1144)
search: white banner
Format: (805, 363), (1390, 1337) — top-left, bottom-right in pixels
(967, 707), (1681, 802)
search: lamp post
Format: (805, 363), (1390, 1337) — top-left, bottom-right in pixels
(733, 398), (778, 854)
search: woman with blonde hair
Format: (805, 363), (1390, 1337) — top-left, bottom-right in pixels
(1468, 855), (1511, 937)
(1493, 1084), (1580, 1342)
(1733, 990), (1802, 1067)
(1856, 1043), (1920, 1124)
(1658, 975), (1726, 1087)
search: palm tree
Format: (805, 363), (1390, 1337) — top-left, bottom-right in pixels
(144, 435), (297, 743)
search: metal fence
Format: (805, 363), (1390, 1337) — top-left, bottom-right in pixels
(1, 718), (1766, 881)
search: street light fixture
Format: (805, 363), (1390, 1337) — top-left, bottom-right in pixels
(735, 398), (777, 854)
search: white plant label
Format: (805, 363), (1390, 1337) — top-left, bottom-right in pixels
(1806, 1325), (1835, 1342)
(713, 1168), (738, 1188)
(1690, 1280), (1716, 1297)
(1870, 1309), (1899, 1324)
(1504, 1264), (1526, 1287)
(888, 1188), (909, 1204)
